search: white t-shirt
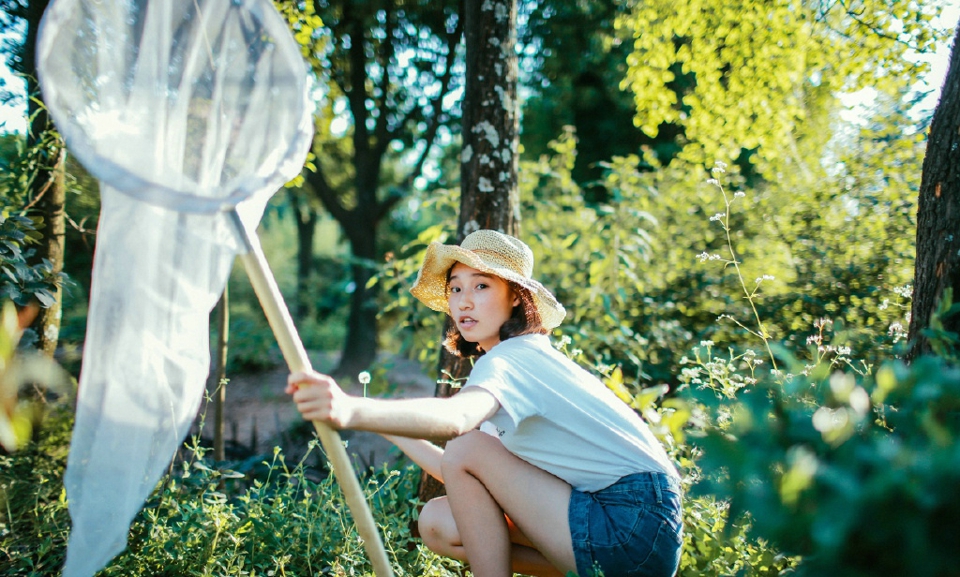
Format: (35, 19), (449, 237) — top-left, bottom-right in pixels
(465, 333), (679, 492)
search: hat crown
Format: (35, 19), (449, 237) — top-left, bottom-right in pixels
(460, 230), (534, 278)
(409, 228), (565, 330)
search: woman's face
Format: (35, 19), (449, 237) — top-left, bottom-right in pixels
(447, 262), (519, 352)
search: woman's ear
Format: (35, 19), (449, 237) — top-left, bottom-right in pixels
(511, 290), (521, 308)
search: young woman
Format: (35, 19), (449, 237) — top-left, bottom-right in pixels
(286, 229), (683, 577)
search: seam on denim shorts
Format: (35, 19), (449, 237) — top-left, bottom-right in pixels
(653, 476), (663, 504)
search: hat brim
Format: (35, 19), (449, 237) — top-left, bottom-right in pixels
(410, 241), (566, 330)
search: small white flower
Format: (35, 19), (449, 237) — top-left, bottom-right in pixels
(706, 178), (720, 186)
(700, 340), (714, 348)
(709, 213), (725, 222)
(894, 285), (913, 299)
(358, 371), (371, 385)
(734, 191), (746, 199)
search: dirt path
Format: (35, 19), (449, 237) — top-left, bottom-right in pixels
(193, 354), (436, 472)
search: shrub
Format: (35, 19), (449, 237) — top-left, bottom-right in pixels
(0, 406), (465, 576)
(684, 346), (960, 576)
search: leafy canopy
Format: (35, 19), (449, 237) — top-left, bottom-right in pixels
(617, 0), (947, 174)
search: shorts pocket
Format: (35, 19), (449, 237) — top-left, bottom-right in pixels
(587, 502), (683, 576)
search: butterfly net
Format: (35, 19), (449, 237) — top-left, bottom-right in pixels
(37, 1), (313, 574)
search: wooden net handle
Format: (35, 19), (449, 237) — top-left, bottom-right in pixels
(232, 211), (393, 577)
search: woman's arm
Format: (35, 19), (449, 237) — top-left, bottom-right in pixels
(381, 434), (444, 482)
(286, 370), (499, 442)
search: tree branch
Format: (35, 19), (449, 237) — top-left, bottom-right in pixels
(375, 189), (404, 222)
(305, 162), (351, 225)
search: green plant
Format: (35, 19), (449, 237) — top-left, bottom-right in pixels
(0, 403), (466, 576)
(0, 212), (62, 311)
(688, 350), (960, 577)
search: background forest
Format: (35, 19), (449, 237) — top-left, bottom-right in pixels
(1, 0), (960, 575)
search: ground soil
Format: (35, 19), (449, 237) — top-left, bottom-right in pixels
(192, 353), (437, 474)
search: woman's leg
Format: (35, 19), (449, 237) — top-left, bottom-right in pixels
(437, 430), (578, 577)
(419, 497), (564, 577)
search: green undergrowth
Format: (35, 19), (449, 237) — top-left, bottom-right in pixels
(0, 407), (464, 576)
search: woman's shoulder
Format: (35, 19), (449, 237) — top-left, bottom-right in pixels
(493, 333), (553, 356)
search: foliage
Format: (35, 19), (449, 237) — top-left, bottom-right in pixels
(519, 0), (681, 199)
(684, 342), (960, 576)
(0, 407), (465, 576)
(365, 188), (459, 369)
(517, 108), (915, 383)
(0, 212), (58, 309)
(0, 135), (65, 311)
(0, 404), (74, 575)
(617, 0), (947, 175)
(560, 333), (798, 576)
(0, 129), (100, 359)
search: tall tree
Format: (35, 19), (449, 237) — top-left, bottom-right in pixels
(1, 0), (66, 357)
(435, 0), (521, 397)
(420, 0), (521, 502)
(907, 19), (960, 360)
(303, 0), (463, 375)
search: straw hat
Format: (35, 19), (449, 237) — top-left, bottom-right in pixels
(410, 229), (566, 330)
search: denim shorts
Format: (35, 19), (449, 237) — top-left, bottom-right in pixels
(568, 471), (683, 577)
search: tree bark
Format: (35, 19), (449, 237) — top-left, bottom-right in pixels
(21, 0), (66, 358)
(289, 191), (318, 319)
(338, 215), (380, 377)
(906, 21), (960, 361)
(212, 286), (229, 462)
(419, 0), (521, 504)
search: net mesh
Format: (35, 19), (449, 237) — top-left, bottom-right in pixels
(36, 1), (313, 574)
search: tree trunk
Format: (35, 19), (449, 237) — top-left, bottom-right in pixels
(212, 285), (229, 462)
(419, 0), (521, 504)
(22, 0), (66, 358)
(458, 0), (521, 238)
(906, 21), (960, 361)
(337, 215), (380, 377)
(290, 191), (318, 319)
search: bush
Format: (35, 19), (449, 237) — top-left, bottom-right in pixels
(0, 406), (465, 576)
(685, 348), (960, 576)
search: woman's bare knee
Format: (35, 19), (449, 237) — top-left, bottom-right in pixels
(441, 430), (500, 478)
(418, 497), (464, 558)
